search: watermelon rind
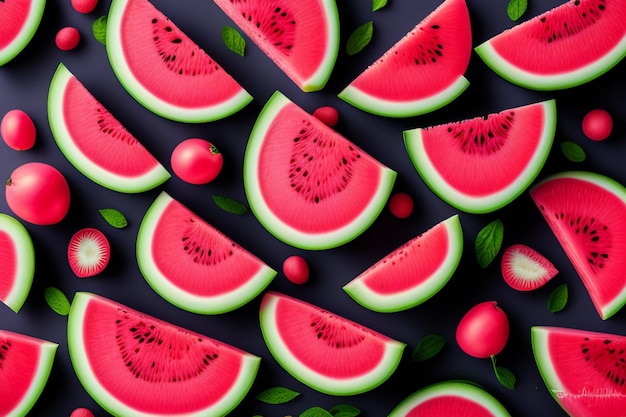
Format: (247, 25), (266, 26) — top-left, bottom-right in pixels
(0, 0), (46, 66)
(244, 90), (397, 250)
(343, 214), (463, 313)
(388, 380), (511, 416)
(105, 0), (253, 123)
(136, 191), (277, 315)
(404, 99), (556, 213)
(47, 63), (171, 194)
(67, 292), (261, 417)
(1, 330), (58, 417)
(0, 213), (35, 313)
(259, 291), (405, 396)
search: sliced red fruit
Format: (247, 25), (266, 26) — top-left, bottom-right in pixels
(68, 228), (110, 278)
(501, 244), (558, 291)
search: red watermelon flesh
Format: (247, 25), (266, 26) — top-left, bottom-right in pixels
(0, 213), (34, 313)
(0, 230), (17, 302)
(0, 1), (31, 50)
(406, 396), (495, 416)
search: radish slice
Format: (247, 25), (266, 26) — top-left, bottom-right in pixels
(501, 244), (558, 291)
(68, 228), (110, 278)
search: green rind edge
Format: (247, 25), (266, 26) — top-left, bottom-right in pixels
(404, 99), (556, 214)
(243, 90), (397, 250)
(259, 292), (406, 396)
(105, 0), (253, 123)
(0, 213), (34, 313)
(343, 214), (463, 313)
(388, 380), (512, 416)
(67, 292), (261, 417)
(0, 0), (46, 66)
(47, 63), (171, 194)
(136, 191), (277, 315)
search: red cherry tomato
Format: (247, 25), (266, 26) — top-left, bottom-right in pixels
(455, 301), (509, 358)
(55, 27), (80, 51)
(71, 0), (99, 13)
(283, 255), (310, 284)
(1, 109), (36, 150)
(582, 109), (612, 141)
(389, 192), (414, 218)
(313, 106), (339, 127)
(5, 162), (71, 225)
(171, 138), (224, 185)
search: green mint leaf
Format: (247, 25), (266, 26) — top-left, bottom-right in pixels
(99, 208), (128, 229)
(212, 195), (249, 215)
(346, 21), (373, 56)
(222, 26), (246, 56)
(491, 355), (516, 390)
(412, 334), (446, 362)
(329, 404), (361, 417)
(475, 219), (504, 268)
(561, 141), (586, 162)
(507, 0), (528, 21)
(300, 407), (333, 417)
(548, 283), (568, 313)
(256, 386), (300, 404)
(92, 15), (107, 45)
(372, 0), (388, 12)
(44, 287), (71, 316)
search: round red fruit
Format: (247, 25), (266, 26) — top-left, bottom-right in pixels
(283, 255), (309, 284)
(1, 109), (36, 150)
(171, 138), (224, 185)
(56, 27), (80, 51)
(5, 162), (71, 225)
(389, 192), (414, 218)
(71, 0), (99, 13)
(456, 301), (509, 359)
(70, 408), (95, 417)
(582, 109), (612, 141)
(313, 106), (339, 127)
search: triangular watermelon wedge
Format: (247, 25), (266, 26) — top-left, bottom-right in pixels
(0, 213), (34, 313)
(338, 0), (471, 117)
(0, 0), (45, 66)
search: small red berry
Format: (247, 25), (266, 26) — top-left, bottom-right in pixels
(1, 109), (36, 150)
(582, 109), (612, 141)
(389, 192), (414, 218)
(313, 106), (339, 127)
(71, 0), (99, 13)
(283, 255), (309, 284)
(56, 27), (81, 51)
(70, 408), (95, 417)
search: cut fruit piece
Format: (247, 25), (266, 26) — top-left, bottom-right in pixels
(259, 291), (405, 396)
(212, 0), (339, 92)
(0, 213), (34, 313)
(67, 292), (260, 417)
(136, 192), (276, 315)
(475, 0), (626, 90)
(244, 91), (396, 250)
(404, 99), (556, 213)
(530, 171), (626, 320)
(48, 63), (170, 194)
(532, 326), (626, 417)
(0, 0), (46, 66)
(388, 380), (511, 416)
(501, 244), (558, 291)
(344, 215), (463, 313)
(106, 0), (253, 123)
(68, 228), (110, 278)
(338, 0), (471, 117)
(0, 329), (58, 417)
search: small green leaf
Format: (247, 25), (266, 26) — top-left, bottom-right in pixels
(506, 0), (528, 21)
(491, 355), (516, 390)
(92, 15), (107, 45)
(475, 219), (504, 268)
(212, 195), (249, 215)
(548, 283), (568, 313)
(44, 287), (71, 316)
(561, 141), (586, 162)
(412, 334), (446, 362)
(330, 404), (361, 417)
(99, 208), (128, 229)
(346, 21), (373, 56)
(300, 407), (333, 417)
(222, 26), (246, 56)
(256, 386), (300, 404)
(372, 0), (388, 12)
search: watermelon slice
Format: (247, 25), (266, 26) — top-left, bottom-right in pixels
(476, 0), (626, 90)
(338, 0), (471, 117)
(0, 0), (45, 66)
(0, 213), (34, 313)
(136, 192), (277, 315)
(67, 292), (260, 416)
(344, 215), (463, 313)
(404, 99), (556, 213)
(106, 0), (253, 123)
(530, 171), (626, 320)
(48, 63), (170, 194)
(244, 91), (396, 250)
(0, 329), (58, 417)
(532, 326), (626, 417)
(388, 380), (511, 416)
(259, 291), (405, 396)
(212, 0), (339, 92)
